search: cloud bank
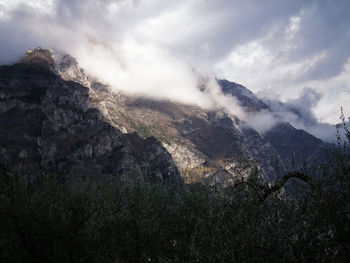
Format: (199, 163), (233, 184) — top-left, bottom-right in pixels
(0, 0), (349, 141)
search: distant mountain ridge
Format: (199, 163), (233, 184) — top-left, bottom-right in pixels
(216, 78), (328, 171)
(0, 48), (329, 185)
(217, 79), (270, 112)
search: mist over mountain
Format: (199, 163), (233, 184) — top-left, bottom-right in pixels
(0, 0), (347, 183)
(1, 0), (350, 126)
(0, 48), (331, 185)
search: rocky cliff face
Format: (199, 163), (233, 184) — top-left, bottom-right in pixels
(0, 49), (181, 184)
(0, 48), (329, 185)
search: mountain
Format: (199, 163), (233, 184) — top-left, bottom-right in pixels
(0, 48), (181, 184)
(217, 79), (328, 170)
(0, 48), (329, 185)
(217, 79), (270, 112)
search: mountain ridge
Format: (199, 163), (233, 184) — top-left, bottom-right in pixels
(0, 48), (330, 185)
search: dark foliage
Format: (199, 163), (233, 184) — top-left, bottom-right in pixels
(1, 116), (349, 262)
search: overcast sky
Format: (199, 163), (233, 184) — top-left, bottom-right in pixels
(1, 0), (350, 126)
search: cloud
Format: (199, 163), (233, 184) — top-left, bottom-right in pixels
(0, 0), (349, 138)
(213, 0), (350, 124)
(263, 88), (338, 142)
(245, 110), (278, 134)
(75, 37), (208, 106)
(0, 0), (250, 119)
(284, 88), (322, 126)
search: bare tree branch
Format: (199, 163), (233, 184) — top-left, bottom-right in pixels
(262, 172), (310, 200)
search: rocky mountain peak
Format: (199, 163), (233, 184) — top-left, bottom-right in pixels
(56, 54), (90, 87)
(20, 47), (58, 74)
(19, 48), (91, 88)
(217, 79), (270, 112)
(23, 47), (55, 61)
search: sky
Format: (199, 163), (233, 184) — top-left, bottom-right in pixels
(0, 0), (350, 140)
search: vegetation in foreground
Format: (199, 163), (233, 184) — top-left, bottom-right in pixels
(1, 115), (350, 263)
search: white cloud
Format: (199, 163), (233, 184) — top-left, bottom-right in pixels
(76, 38), (204, 104)
(0, 0), (57, 18)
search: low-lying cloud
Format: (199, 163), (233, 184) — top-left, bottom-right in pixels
(262, 89), (337, 142)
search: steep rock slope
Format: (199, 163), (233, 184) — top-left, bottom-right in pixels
(0, 49), (181, 183)
(99, 95), (281, 184)
(54, 51), (329, 184)
(66, 67), (281, 184)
